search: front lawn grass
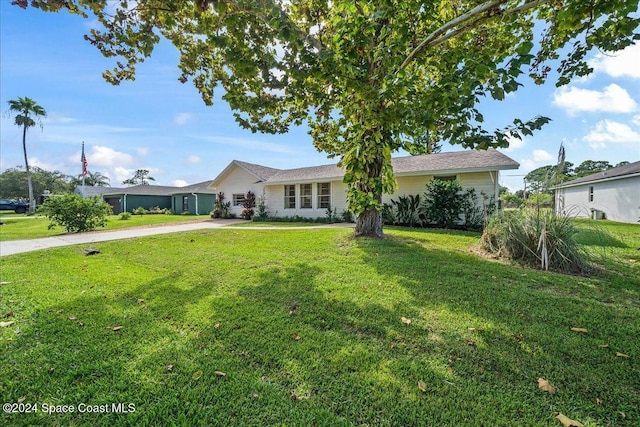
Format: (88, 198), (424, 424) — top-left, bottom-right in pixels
(0, 214), (210, 241)
(1, 222), (638, 426)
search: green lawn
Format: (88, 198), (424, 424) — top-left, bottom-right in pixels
(1, 222), (638, 426)
(0, 213), (211, 241)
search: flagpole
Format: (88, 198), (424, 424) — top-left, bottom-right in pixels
(81, 142), (86, 187)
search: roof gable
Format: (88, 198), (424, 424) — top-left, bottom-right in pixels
(210, 160), (281, 188)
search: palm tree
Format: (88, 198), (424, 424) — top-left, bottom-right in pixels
(7, 97), (47, 214)
(69, 171), (111, 189)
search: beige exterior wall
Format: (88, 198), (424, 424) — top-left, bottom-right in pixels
(386, 171), (498, 204)
(264, 180), (348, 218)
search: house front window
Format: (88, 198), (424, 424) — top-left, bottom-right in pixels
(182, 195), (189, 211)
(317, 183), (331, 209)
(284, 185), (296, 209)
(300, 184), (312, 209)
(233, 193), (245, 206)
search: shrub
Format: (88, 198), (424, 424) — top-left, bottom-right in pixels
(241, 191), (256, 219)
(119, 212), (132, 220)
(481, 208), (590, 273)
(133, 206), (147, 215)
(39, 193), (112, 233)
(325, 205), (338, 222)
(421, 179), (466, 228)
(256, 190), (269, 219)
(341, 209), (354, 223)
(212, 192), (231, 218)
(148, 206), (170, 215)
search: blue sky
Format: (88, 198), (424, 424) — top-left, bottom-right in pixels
(1, 4), (639, 191)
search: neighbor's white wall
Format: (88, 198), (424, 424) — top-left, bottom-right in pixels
(557, 176), (640, 223)
(215, 166), (266, 215)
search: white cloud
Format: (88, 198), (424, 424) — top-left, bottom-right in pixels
(174, 112), (193, 125)
(192, 135), (298, 154)
(589, 42), (640, 79)
(519, 150), (554, 172)
(583, 120), (640, 149)
(171, 180), (189, 187)
(137, 147), (150, 156)
(185, 155), (201, 164)
(632, 115), (640, 126)
(504, 133), (526, 150)
(84, 146), (134, 168)
(552, 84), (638, 116)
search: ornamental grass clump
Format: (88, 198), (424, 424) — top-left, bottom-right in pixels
(481, 208), (590, 274)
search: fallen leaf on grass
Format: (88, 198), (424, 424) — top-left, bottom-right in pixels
(556, 413), (584, 427)
(468, 327), (485, 332)
(466, 339), (476, 346)
(598, 344), (609, 348)
(17, 396), (26, 404)
(596, 397), (603, 406)
(214, 371), (226, 377)
(538, 378), (556, 395)
(136, 298), (145, 304)
(214, 323), (221, 329)
(112, 325), (123, 331)
(615, 352), (630, 358)
(291, 333), (301, 341)
(3, 311), (14, 318)
(514, 334), (525, 341)
(401, 317), (411, 325)
(417, 380), (427, 392)
(0, 321), (14, 328)
(68, 316), (77, 321)
(167, 365), (174, 371)
(570, 327), (588, 333)
(192, 370), (203, 380)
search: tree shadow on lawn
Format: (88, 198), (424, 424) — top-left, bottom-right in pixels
(2, 230), (638, 426)
(350, 230), (640, 426)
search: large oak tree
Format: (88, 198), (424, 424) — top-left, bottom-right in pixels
(15, 0), (639, 235)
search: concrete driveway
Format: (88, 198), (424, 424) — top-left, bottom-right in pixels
(0, 220), (354, 256)
(0, 220), (244, 257)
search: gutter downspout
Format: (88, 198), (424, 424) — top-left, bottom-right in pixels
(191, 193), (199, 215)
(123, 194), (127, 213)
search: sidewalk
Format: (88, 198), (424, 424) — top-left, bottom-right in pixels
(0, 220), (353, 256)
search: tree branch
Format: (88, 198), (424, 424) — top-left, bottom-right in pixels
(399, 0), (550, 70)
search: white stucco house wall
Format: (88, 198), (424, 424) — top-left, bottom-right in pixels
(209, 149), (519, 218)
(555, 160), (640, 224)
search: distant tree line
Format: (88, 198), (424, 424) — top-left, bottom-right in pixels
(0, 166), (110, 200)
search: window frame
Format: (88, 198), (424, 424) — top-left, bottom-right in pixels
(284, 185), (296, 209)
(317, 182), (331, 209)
(300, 183), (313, 209)
(182, 195), (189, 212)
(232, 193), (245, 206)
(588, 186), (594, 202)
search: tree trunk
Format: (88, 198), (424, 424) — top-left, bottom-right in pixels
(355, 208), (383, 238)
(22, 124), (35, 215)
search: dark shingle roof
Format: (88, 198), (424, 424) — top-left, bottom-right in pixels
(170, 180), (217, 194)
(265, 149), (519, 184)
(556, 160), (640, 188)
(75, 186), (124, 197)
(101, 184), (180, 196)
(234, 161), (281, 181)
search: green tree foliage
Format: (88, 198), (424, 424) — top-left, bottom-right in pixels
(17, 0), (639, 236)
(421, 179), (467, 229)
(573, 160), (612, 177)
(524, 161), (573, 193)
(0, 167), (69, 200)
(6, 96), (47, 214)
(122, 169), (155, 185)
(69, 171), (111, 188)
(39, 193), (113, 233)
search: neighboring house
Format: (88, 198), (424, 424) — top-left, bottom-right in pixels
(209, 149), (519, 218)
(170, 180), (217, 215)
(100, 185), (177, 214)
(76, 181), (217, 214)
(555, 160), (640, 224)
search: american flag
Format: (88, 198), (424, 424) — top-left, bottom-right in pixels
(81, 142), (88, 177)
